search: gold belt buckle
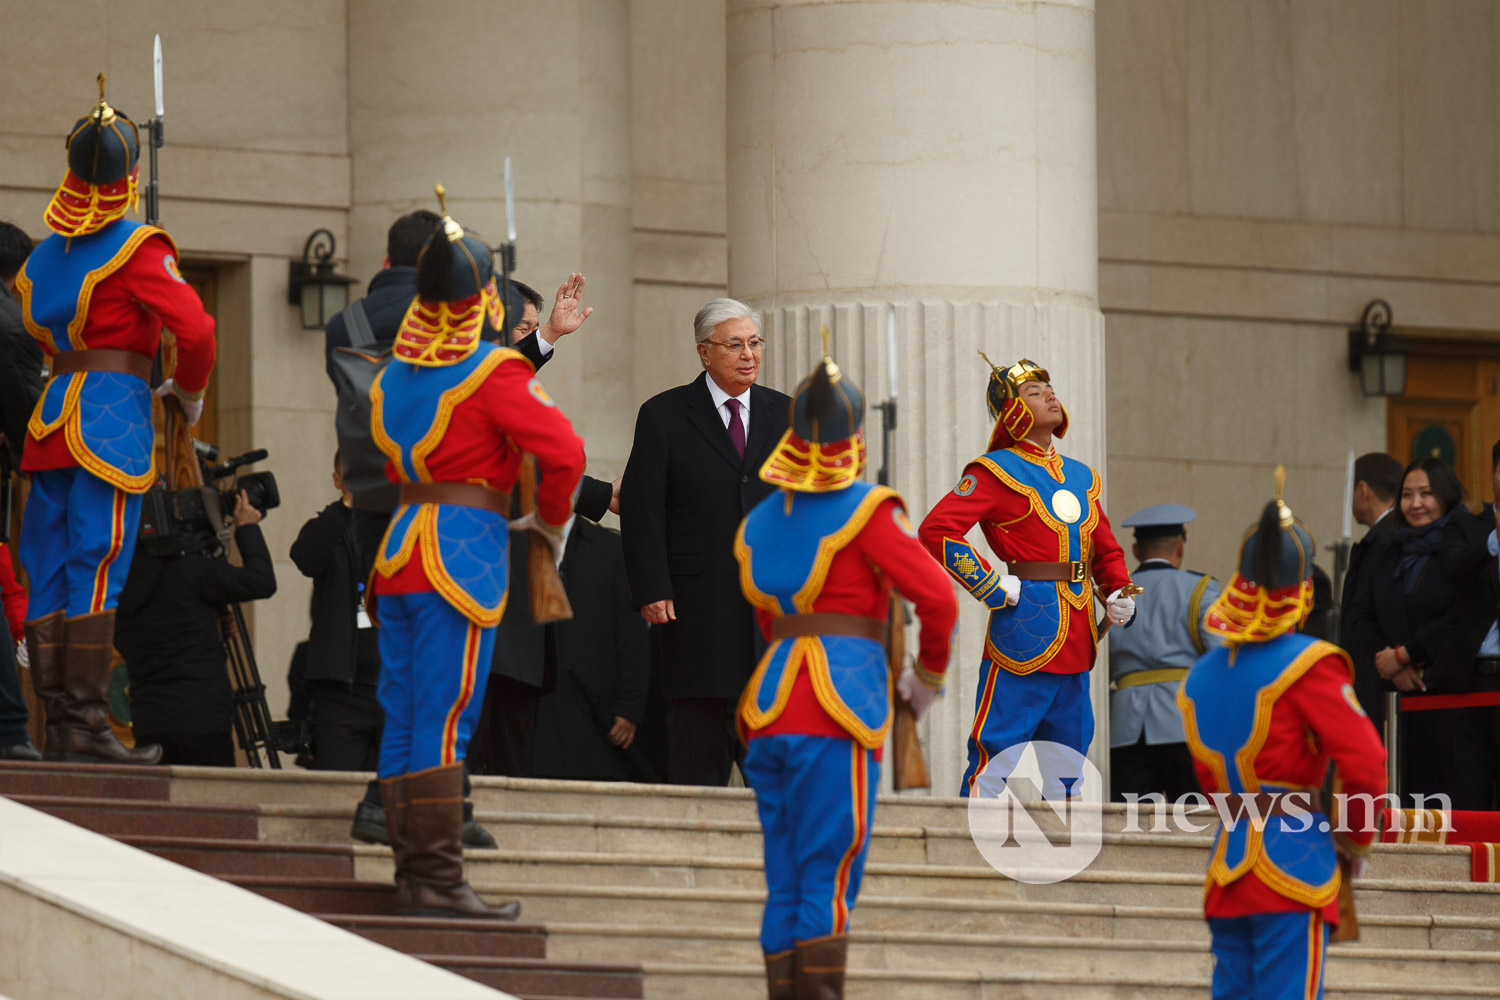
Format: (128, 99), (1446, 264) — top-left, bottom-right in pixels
(1070, 561), (1087, 583)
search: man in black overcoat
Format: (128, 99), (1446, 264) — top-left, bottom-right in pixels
(620, 298), (791, 786)
(1339, 451), (1403, 732)
(529, 518), (650, 781)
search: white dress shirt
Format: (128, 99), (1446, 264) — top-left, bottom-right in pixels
(705, 375), (751, 431)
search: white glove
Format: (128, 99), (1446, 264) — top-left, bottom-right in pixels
(1105, 588), (1136, 626)
(998, 574), (1021, 608)
(1349, 855), (1369, 882)
(508, 511), (564, 562)
(154, 379), (204, 426)
(14, 640), (28, 671)
(896, 666), (940, 722)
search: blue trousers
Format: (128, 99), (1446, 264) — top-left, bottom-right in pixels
(742, 733), (878, 956)
(19, 468), (142, 619)
(1209, 911), (1328, 1000)
(963, 660), (1092, 797)
(375, 592), (495, 779)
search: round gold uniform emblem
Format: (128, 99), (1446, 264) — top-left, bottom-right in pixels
(1050, 489), (1081, 524)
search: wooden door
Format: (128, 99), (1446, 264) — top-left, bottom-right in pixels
(1387, 356), (1500, 505)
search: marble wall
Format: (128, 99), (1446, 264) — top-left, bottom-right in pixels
(1096, 0), (1500, 575)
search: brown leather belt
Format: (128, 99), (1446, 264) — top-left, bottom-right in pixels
(399, 482), (513, 515)
(1219, 790), (1325, 818)
(770, 613), (886, 643)
(49, 349), (153, 382)
(1007, 560), (1090, 584)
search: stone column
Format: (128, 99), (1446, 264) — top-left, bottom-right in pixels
(727, 0), (1108, 794)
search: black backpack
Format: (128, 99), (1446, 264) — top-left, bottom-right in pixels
(329, 301), (399, 512)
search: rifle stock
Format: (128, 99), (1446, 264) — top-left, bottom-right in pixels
(517, 453), (573, 623)
(887, 592), (929, 790)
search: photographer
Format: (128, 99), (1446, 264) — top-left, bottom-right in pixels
(114, 491), (276, 766)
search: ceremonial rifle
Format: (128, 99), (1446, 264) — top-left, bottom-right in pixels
(500, 159), (572, 623)
(1322, 761), (1362, 942)
(874, 313), (928, 790)
(144, 35), (164, 227)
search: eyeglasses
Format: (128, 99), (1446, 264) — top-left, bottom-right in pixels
(704, 337), (768, 354)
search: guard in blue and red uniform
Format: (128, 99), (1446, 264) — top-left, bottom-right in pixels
(17, 76), (216, 765)
(736, 341), (957, 999)
(1179, 470), (1386, 999)
(370, 186), (585, 919)
(918, 358), (1135, 796)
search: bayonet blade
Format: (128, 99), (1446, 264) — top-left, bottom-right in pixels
(504, 157), (517, 244)
(153, 34), (164, 118)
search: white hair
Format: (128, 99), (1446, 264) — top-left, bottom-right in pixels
(693, 297), (761, 345)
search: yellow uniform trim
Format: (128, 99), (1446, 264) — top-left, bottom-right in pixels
(1187, 575), (1213, 655)
(412, 349), (516, 482)
(1180, 640), (1345, 904)
(735, 486), (902, 748)
(1115, 667), (1188, 690)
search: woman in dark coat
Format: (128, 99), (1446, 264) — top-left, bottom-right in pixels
(1345, 456), (1464, 804)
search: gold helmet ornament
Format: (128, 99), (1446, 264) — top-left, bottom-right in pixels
(45, 73), (143, 237)
(979, 352), (1069, 452)
(1202, 465), (1318, 644)
(393, 183), (499, 366)
(760, 326), (867, 492)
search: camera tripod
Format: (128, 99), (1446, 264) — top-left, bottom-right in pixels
(218, 601), (284, 768)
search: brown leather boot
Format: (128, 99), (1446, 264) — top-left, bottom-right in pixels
(765, 949), (796, 999)
(379, 774), (412, 910)
(51, 611), (162, 765)
(794, 934), (847, 1000)
(24, 612), (66, 755)
(400, 761), (520, 920)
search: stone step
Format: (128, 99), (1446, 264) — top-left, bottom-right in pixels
(12, 793), (259, 840)
(318, 913), (548, 959)
(348, 847), (1499, 919)
(540, 921), (1500, 988)
(422, 956), (644, 999)
(120, 835), (355, 879)
(262, 804), (1469, 883)
(638, 962), (1500, 1000)
(160, 765), (1224, 834)
(453, 872), (1500, 947)
(0, 759), (170, 800)
(231, 874), (397, 916)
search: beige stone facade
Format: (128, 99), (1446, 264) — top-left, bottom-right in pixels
(1, 0), (1495, 787)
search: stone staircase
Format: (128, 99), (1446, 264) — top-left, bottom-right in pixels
(6, 761), (1500, 999)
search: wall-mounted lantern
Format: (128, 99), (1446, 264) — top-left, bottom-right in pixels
(1347, 299), (1407, 397)
(288, 229), (357, 330)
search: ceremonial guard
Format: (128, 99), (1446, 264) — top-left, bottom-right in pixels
(736, 340), (956, 999)
(370, 187), (584, 918)
(917, 358), (1134, 795)
(17, 76), (215, 764)
(1109, 504), (1220, 802)
(1179, 471), (1386, 999)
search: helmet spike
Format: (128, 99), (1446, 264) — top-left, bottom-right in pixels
(1274, 464), (1293, 528)
(93, 72), (116, 126)
(978, 349), (1003, 374)
(433, 183), (462, 242)
(819, 325), (841, 383)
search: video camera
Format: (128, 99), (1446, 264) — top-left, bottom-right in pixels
(138, 441), (281, 557)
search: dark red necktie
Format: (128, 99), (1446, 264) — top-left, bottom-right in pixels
(725, 398), (746, 459)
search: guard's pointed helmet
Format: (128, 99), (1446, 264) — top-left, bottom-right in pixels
(1203, 466), (1317, 643)
(393, 184), (500, 366)
(981, 355), (1069, 451)
(46, 74), (142, 237)
(760, 327), (866, 492)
